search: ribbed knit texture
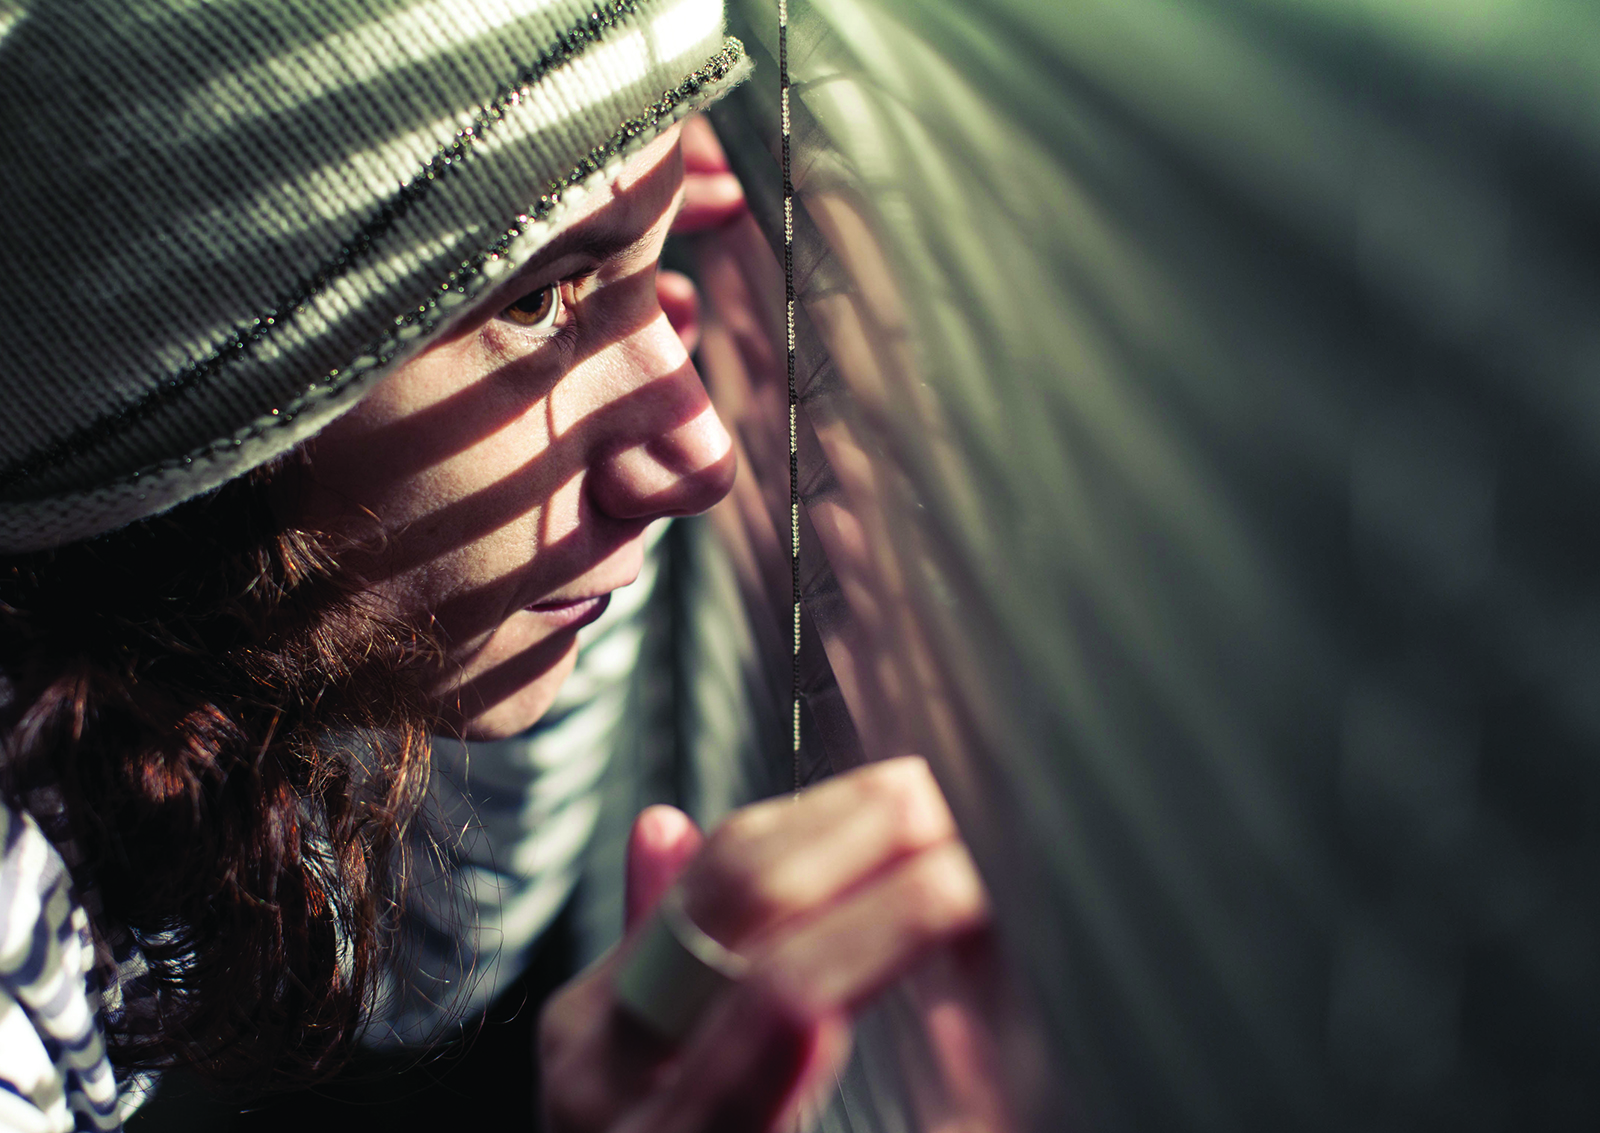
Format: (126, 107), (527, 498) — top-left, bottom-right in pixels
(0, 0), (749, 550)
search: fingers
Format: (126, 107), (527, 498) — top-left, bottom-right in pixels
(541, 952), (677, 1132)
(542, 757), (992, 1133)
(752, 839), (988, 1013)
(615, 837), (987, 1133)
(625, 805), (704, 931)
(656, 268), (701, 356)
(674, 114), (745, 233)
(613, 993), (821, 1133)
(676, 172), (744, 232)
(678, 755), (961, 946)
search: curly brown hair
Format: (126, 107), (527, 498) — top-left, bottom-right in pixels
(0, 466), (440, 1090)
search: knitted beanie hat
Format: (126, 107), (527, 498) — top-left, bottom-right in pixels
(0, 0), (748, 552)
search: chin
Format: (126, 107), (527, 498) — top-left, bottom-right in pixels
(439, 633), (583, 741)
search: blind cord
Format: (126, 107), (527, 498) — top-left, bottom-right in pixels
(781, 0), (800, 797)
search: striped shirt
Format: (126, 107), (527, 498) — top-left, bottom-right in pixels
(0, 803), (125, 1132)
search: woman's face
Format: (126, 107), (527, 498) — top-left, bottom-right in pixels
(293, 127), (735, 739)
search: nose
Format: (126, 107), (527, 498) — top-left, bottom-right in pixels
(586, 306), (737, 522)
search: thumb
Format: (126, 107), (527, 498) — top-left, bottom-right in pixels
(624, 805), (704, 932)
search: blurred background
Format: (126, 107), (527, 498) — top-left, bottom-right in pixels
(685, 1), (1600, 1130)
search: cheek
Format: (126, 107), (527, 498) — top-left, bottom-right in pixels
(432, 612), (584, 740)
(314, 404), (562, 613)
(377, 396), (558, 529)
(301, 328), (558, 522)
(406, 528), (532, 637)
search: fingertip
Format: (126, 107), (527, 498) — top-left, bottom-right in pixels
(680, 113), (731, 172)
(631, 804), (699, 853)
(674, 173), (747, 232)
(656, 269), (701, 354)
(626, 806), (704, 930)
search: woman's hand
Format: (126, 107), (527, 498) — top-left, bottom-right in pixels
(537, 756), (990, 1133)
(657, 114), (745, 358)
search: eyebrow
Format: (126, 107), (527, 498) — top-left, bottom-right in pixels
(534, 225), (644, 271)
(519, 200), (661, 279)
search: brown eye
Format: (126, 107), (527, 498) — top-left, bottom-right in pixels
(502, 283), (562, 330)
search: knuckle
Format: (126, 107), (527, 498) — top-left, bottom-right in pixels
(899, 853), (951, 918)
(901, 844), (987, 931)
(685, 856), (780, 940)
(863, 756), (949, 848)
(713, 800), (778, 852)
(698, 808), (758, 876)
(733, 862), (811, 929)
(678, 819), (764, 934)
(692, 820), (756, 896)
(682, 805), (788, 936)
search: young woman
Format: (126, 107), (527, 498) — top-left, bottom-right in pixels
(0, 1), (988, 1130)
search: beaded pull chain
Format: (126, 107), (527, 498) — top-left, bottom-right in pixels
(781, 0), (800, 798)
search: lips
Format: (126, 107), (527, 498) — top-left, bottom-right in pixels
(524, 592), (611, 630)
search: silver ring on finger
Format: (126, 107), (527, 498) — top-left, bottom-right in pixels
(613, 887), (750, 1042)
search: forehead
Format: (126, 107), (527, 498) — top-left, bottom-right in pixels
(521, 127), (685, 273)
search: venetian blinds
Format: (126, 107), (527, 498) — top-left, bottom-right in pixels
(679, 2), (1600, 1131)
